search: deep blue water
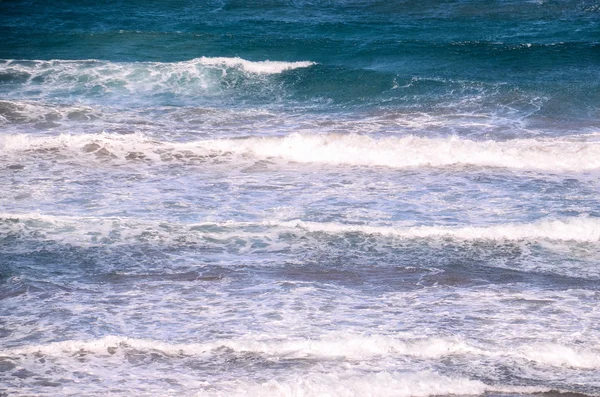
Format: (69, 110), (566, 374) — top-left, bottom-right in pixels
(1, 1), (600, 396)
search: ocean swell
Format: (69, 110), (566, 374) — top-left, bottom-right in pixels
(0, 57), (316, 102)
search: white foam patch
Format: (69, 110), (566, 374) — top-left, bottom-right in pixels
(9, 334), (600, 370)
(197, 371), (553, 397)
(2, 132), (600, 172)
(197, 57), (316, 74)
(204, 133), (600, 171)
(0, 57), (314, 92)
(195, 371), (497, 397)
(6, 334), (475, 360)
(2, 213), (600, 246)
(0, 213), (267, 248)
(520, 343), (600, 369)
(0, 132), (165, 163)
(277, 217), (600, 243)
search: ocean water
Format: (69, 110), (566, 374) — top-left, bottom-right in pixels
(1, 1), (600, 396)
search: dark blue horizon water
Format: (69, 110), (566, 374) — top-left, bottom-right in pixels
(2, 0), (599, 124)
(2, 1), (600, 396)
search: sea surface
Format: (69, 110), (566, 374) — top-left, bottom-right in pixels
(1, 1), (600, 396)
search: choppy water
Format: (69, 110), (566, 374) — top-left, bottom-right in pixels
(1, 1), (600, 396)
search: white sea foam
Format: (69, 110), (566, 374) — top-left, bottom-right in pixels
(197, 57), (315, 74)
(520, 343), (600, 369)
(0, 57), (315, 76)
(9, 334), (600, 370)
(0, 132), (162, 162)
(5, 332), (562, 396)
(7, 332), (557, 397)
(6, 334), (475, 359)
(194, 372), (552, 397)
(195, 372), (495, 397)
(276, 217), (600, 242)
(202, 133), (600, 171)
(2, 132), (600, 172)
(2, 213), (600, 246)
(0, 57), (314, 94)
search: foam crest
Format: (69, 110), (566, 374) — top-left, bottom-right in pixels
(520, 343), (600, 369)
(3, 132), (600, 172)
(12, 333), (559, 397)
(2, 213), (600, 247)
(208, 335), (477, 360)
(0, 58), (315, 101)
(197, 57), (316, 74)
(205, 133), (600, 171)
(10, 334), (600, 370)
(7, 334), (476, 360)
(1, 58), (315, 78)
(278, 217), (600, 242)
(0, 132), (160, 161)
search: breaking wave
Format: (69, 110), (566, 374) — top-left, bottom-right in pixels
(2, 213), (600, 248)
(2, 132), (600, 171)
(6, 334), (476, 360)
(9, 334), (600, 370)
(0, 58), (315, 102)
(5, 332), (600, 369)
(195, 57), (316, 74)
(277, 217), (600, 243)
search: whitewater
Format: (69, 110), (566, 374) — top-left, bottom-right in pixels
(2, 1), (600, 397)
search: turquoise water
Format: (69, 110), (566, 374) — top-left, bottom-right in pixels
(1, 1), (600, 396)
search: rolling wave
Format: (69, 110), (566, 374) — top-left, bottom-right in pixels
(2, 213), (600, 246)
(277, 217), (600, 243)
(0, 57), (315, 103)
(196, 57), (315, 74)
(2, 132), (600, 171)
(9, 334), (600, 369)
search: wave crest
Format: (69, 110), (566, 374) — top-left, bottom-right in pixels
(2, 132), (600, 172)
(2, 213), (600, 246)
(10, 334), (600, 369)
(197, 57), (316, 74)
(0, 58), (315, 102)
(278, 217), (600, 243)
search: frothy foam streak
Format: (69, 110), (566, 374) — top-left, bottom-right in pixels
(2, 213), (600, 244)
(8, 334), (600, 369)
(520, 343), (600, 369)
(197, 57), (315, 74)
(205, 133), (600, 171)
(194, 373), (551, 397)
(0, 58), (315, 103)
(278, 217), (600, 243)
(0, 57), (315, 86)
(196, 372), (490, 397)
(2, 132), (600, 171)
(6, 334), (475, 359)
